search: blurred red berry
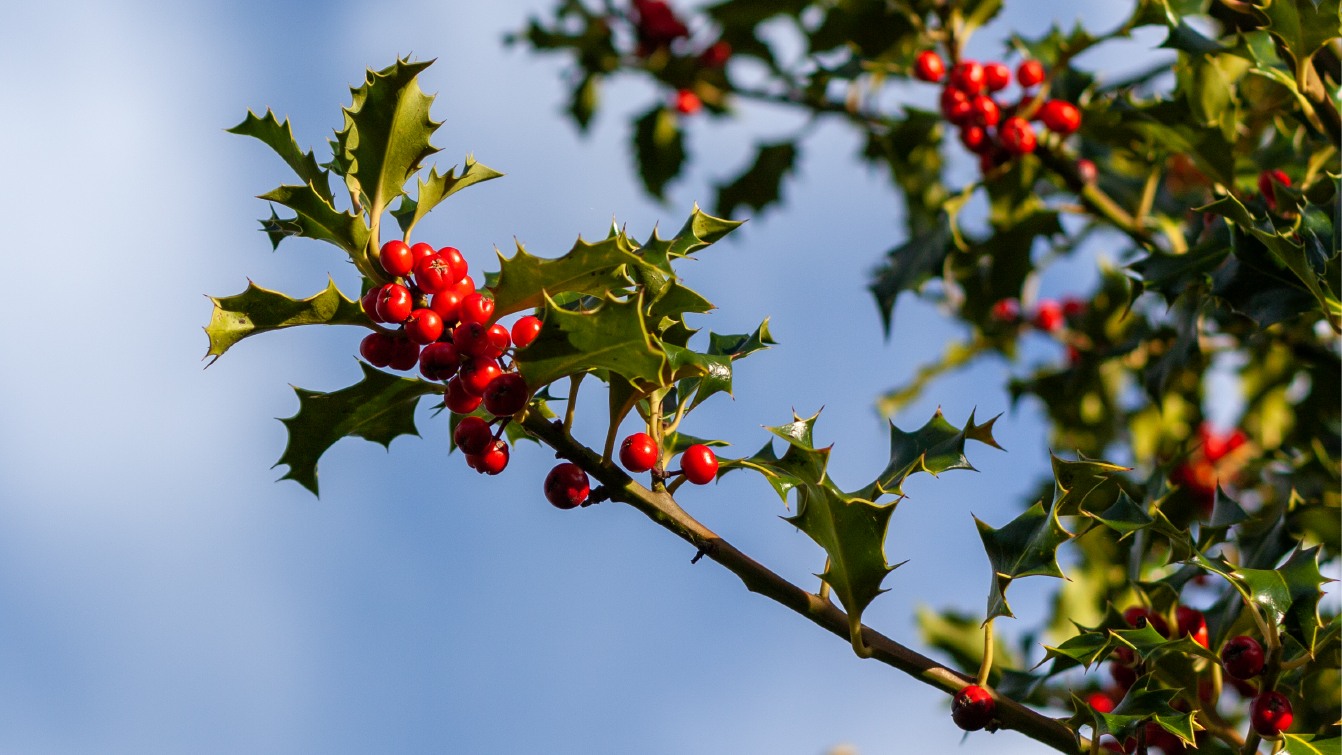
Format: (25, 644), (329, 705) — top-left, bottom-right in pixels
(633, 0), (688, 52)
(990, 298), (1021, 323)
(984, 62), (1010, 91)
(1077, 158), (1098, 185)
(1086, 691), (1115, 713)
(1222, 636), (1265, 680)
(960, 125), (988, 153)
(1000, 117), (1036, 154)
(914, 50), (945, 82)
(949, 60), (985, 94)
(1017, 59), (1045, 87)
(1176, 606), (1209, 648)
(1040, 100), (1082, 134)
(1257, 169), (1290, 211)
(674, 89), (702, 115)
(1061, 297), (1086, 318)
(940, 87), (973, 124)
(1033, 299), (1064, 332)
(971, 95), (1000, 127)
(699, 40), (731, 68)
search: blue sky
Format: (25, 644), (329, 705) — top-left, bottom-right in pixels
(0, 1), (1239, 753)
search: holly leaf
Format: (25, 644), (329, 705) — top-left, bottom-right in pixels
(869, 218), (953, 335)
(260, 207), (299, 250)
(1283, 734), (1342, 755)
(515, 292), (665, 389)
(392, 156), (503, 237)
(1278, 545), (1332, 653)
(1260, 0), (1342, 75)
(228, 109), (334, 203)
(663, 431), (729, 455)
(258, 183), (372, 257)
(633, 105), (685, 200)
(1112, 623), (1220, 663)
(647, 279), (714, 319)
(1041, 628), (1117, 669)
(1198, 484), (1251, 548)
(275, 362), (440, 496)
(1087, 490), (1153, 537)
(205, 278), (369, 364)
(664, 344), (733, 407)
(714, 141), (797, 219)
(1081, 678), (1201, 746)
(856, 409), (1001, 499)
(1052, 454), (1131, 516)
(490, 230), (640, 317)
(707, 319), (776, 360)
(978, 501), (1072, 621)
(716, 440), (804, 503)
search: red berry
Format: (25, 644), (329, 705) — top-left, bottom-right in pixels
(1175, 606), (1208, 648)
(940, 87), (973, 124)
(1086, 691), (1115, 714)
(359, 333), (396, 368)
(388, 338), (420, 371)
(463, 452), (483, 472)
(438, 246), (469, 283)
(1040, 100), (1081, 134)
(415, 254), (459, 294)
(983, 62), (1010, 92)
(459, 293), (495, 325)
(1077, 158), (1098, 185)
(1033, 299), (1065, 332)
(699, 40), (731, 68)
(429, 291), (463, 326)
(379, 240), (414, 277)
(454, 416), (494, 455)
(960, 126), (988, 153)
(1200, 424), (1248, 462)
(477, 440), (510, 475)
(1000, 117), (1036, 154)
(544, 463), (590, 509)
(1110, 661), (1137, 692)
(1061, 297), (1086, 318)
(1114, 646), (1136, 666)
(675, 89), (702, 115)
(405, 308), (444, 345)
(361, 289), (386, 323)
(1221, 636), (1265, 680)
(951, 685), (995, 731)
(418, 342), (460, 381)
(483, 372), (529, 417)
(409, 242), (437, 269)
(914, 50), (945, 82)
(449, 274), (476, 301)
(459, 356), (502, 397)
(445, 376), (483, 414)
(971, 95), (1000, 127)
(453, 321), (491, 357)
(376, 283), (413, 323)
(1249, 691), (1293, 737)
(620, 433), (659, 473)
(512, 315), (543, 348)
(949, 60), (985, 95)
(485, 323), (511, 358)
(1017, 59), (1045, 88)
(990, 298), (1021, 323)
(1122, 606), (1169, 636)
(1258, 169), (1291, 210)
(681, 445), (718, 485)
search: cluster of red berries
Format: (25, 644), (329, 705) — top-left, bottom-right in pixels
(541, 433), (720, 510)
(913, 51), (1090, 178)
(1171, 423), (1248, 515)
(989, 295), (1085, 332)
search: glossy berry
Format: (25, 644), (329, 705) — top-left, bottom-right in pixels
(453, 321), (491, 356)
(983, 61), (1011, 92)
(951, 685), (995, 731)
(449, 274), (476, 301)
(454, 416), (494, 456)
(483, 373), (529, 417)
(418, 342), (460, 381)
(949, 60), (985, 95)
(914, 50), (945, 82)
(405, 308), (444, 345)
(1175, 606), (1208, 648)
(445, 376), (483, 414)
(1221, 636), (1265, 680)
(361, 289), (387, 323)
(379, 240), (414, 277)
(620, 433), (659, 473)
(1033, 299), (1065, 332)
(485, 323), (512, 358)
(681, 444), (718, 485)
(1200, 423), (1248, 462)
(1249, 692), (1292, 737)
(1086, 691), (1115, 713)
(360, 333), (396, 368)
(415, 254), (459, 294)
(960, 126), (988, 153)
(971, 95), (1000, 127)
(512, 315), (543, 348)
(388, 338), (420, 371)
(999, 117), (1036, 154)
(990, 298), (1021, 323)
(1258, 169), (1290, 210)
(940, 87), (973, 125)
(376, 283), (413, 323)
(1076, 158), (1098, 185)
(459, 356), (502, 397)
(477, 440), (510, 475)
(675, 89), (702, 115)
(459, 293), (495, 325)
(429, 290), (463, 325)
(1040, 100), (1081, 134)
(409, 242), (437, 269)
(1017, 59), (1045, 88)
(438, 247), (469, 283)
(544, 463), (590, 510)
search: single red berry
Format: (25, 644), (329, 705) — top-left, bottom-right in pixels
(1258, 169), (1291, 211)
(990, 298), (1021, 323)
(409, 242), (437, 269)
(979, 150), (996, 174)
(1076, 158), (1098, 185)
(1086, 691), (1115, 714)
(1175, 606), (1209, 648)
(983, 61), (1011, 91)
(960, 126), (988, 153)
(459, 293), (495, 325)
(445, 376), (483, 414)
(379, 240), (414, 277)
(459, 356), (502, 397)
(429, 291), (463, 326)
(483, 373), (529, 417)
(681, 445), (718, 485)
(544, 463), (590, 509)
(951, 685), (996, 731)
(971, 95), (1000, 127)
(477, 440), (510, 476)
(1145, 723), (1183, 752)
(418, 342), (460, 381)
(1114, 645), (1136, 666)
(675, 89), (702, 115)
(1000, 117), (1036, 154)
(359, 333), (396, 368)
(1221, 636), (1265, 680)
(1034, 299), (1065, 332)
(914, 50), (945, 82)
(699, 40), (731, 68)
(949, 60), (985, 94)
(453, 321), (491, 357)
(388, 338), (420, 371)
(1061, 297), (1086, 318)
(1110, 661), (1137, 692)
(449, 274), (476, 301)
(620, 433), (659, 473)
(1200, 424), (1248, 462)
(1122, 606), (1169, 636)
(1040, 100), (1081, 134)
(437, 246), (469, 283)
(405, 308), (444, 345)
(453, 416), (494, 456)
(1066, 345), (1082, 366)
(485, 323), (511, 358)
(376, 283), (413, 323)
(1249, 691), (1293, 737)
(1017, 59), (1045, 88)
(415, 254), (458, 294)
(511, 315), (543, 348)
(361, 288), (387, 323)
(464, 452), (483, 472)
(941, 87), (974, 124)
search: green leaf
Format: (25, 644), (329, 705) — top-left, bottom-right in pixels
(869, 218), (952, 335)
(490, 231), (641, 317)
(663, 431), (729, 455)
(1260, 0), (1342, 74)
(1052, 454), (1131, 517)
(707, 319), (776, 360)
(664, 344), (733, 407)
(1278, 545), (1332, 652)
(1041, 628), (1117, 669)
(391, 156), (504, 238)
(1087, 490), (1154, 537)
(714, 141), (797, 219)
(857, 409), (1001, 499)
(1112, 623), (1219, 663)
(717, 440), (805, 502)
(1283, 734), (1342, 755)
(515, 292), (666, 389)
(275, 362), (440, 496)
(978, 501), (1072, 621)
(258, 183), (372, 257)
(633, 106), (685, 200)
(260, 206), (299, 250)
(227, 109), (334, 203)
(205, 278), (369, 364)
(1079, 678), (1202, 746)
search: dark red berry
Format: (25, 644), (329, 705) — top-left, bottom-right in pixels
(675, 89), (702, 115)
(1258, 169), (1290, 210)
(983, 62), (1010, 91)
(477, 440), (509, 475)
(971, 95), (1000, 127)
(464, 452), (482, 472)
(914, 50), (945, 82)
(1249, 691), (1293, 737)
(699, 40), (731, 68)
(1000, 117), (1036, 154)
(453, 321), (491, 356)
(379, 240), (414, 277)
(1040, 100), (1081, 134)
(949, 60), (985, 94)
(544, 463), (589, 509)
(960, 126), (988, 153)
(409, 242), (437, 269)
(512, 315), (543, 348)
(941, 87), (973, 124)
(483, 373), (529, 417)
(990, 298), (1021, 323)
(361, 288), (387, 323)
(429, 290), (462, 325)
(360, 333), (396, 368)
(1221, 636), (1265, 680)
(1034, 299), (1064, 332)
(454, 416), (494, 455)
(1086, 691), (1115, 713)
(376, 283), (413, 323)
(1110, 661), (1137, 691)
(388, 338), (420, 371)
(1114, 645), (1135, 666)
(951, 685), (995, 731)
(418, 342), (460, 381)
(445, 376), (483, 414)
(485, 323), (511, 358)
(1061, 297), (1086, 318)
(1077, 158), (1098, 185)
(459, 356), (502, 397)
(681, 445), (718, 485)
(1175, 606), (1208, 648)
(1017, 59), (1045, 88)
(459, 293), (495, 325)
(415, 254), (458, 294)
(405, 308), (444, 345)
(1121, 606), (1169, 636)
(620, 433), (659, 473)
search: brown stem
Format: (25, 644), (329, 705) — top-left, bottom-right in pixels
(520, 411), (1086, 755)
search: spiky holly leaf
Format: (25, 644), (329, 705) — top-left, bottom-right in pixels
(662, 431), (729, 455)
(856, 409), (1000, 499)
(663, 344), (731, 399)
(714, 141), (797, 220)
(260, 207), (300, 250)
(708, 320), (776, 360)
(1279, 546), (1332, 653)
(228, 109), (334, 203)
(978, 501), (1072, 621)
(391, 156), (504, 237)
(1258, 0), (1342, 75)
(1070, 679), (1201, 747)
(716, 440), (804, 502)
(258, 183), (371, 257)
(1040, 628), (1116, 670)
(1198, 484), (1251, 548)
(869, 219), (953, 336)
(515, 292), (665, 389)
(205, 279), (368, 364)
(1052, 454), (1130, 516)
(275, 362), (440, 496)
(1282, 735), (1342, 755)
(647, 280), (714, 320)
(490, 231), (640, 317)
(1112, 624), (1219, 663)
(717, 409), (836, 502)
(635, 205), (745, 275)
(633, 105), (685, 200)
(1087, 490), (1153, 537)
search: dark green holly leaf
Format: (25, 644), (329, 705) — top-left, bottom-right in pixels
(1123, 99), (1236, 188)
(1144, 293), (1202, 403)
(633, 105), (685, 200)
(205, 278), (368, 364)
(391, 156), (504, 237)
(515, 292), (666, 389)
(1161, 16), (1228, 55)
(1112, 623), (1219, 663)
(1212, 244), (1319, 326)
(647, 279), (714, 320)
(1041, 628), (1116, 669)
(862, 109), (945, 237)
(664, 344), (732, 409)
(856, 409), (1001, 499)
(707, 319), (776, 360)
(260, 207), (299, 250)
(978, 501), (1072, 621)
(1009, 21), (1096, 67)
(663, 431), (729, 455)
(1083, 678), (1201, 746)
(716, 440), (804, 502)
(1052, 454), (1130, 517)
(1279, 545), (1331, 653)
(258, 183), (372, 257)
(568, 73), (600, 132)
(228, 109), (334, 203)
(1131, 223), (1231, 302)
(1199, 484), (1251, 548)
(714, 141), (797, 219)
(490, 230), (640, 317)
(1282, 734), (1342, 755)
(869, 218), (952, 336)
(275, 362), (440, 496)
(1260, 0), (1342, 74)
(1088, 490), (1153, 537)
